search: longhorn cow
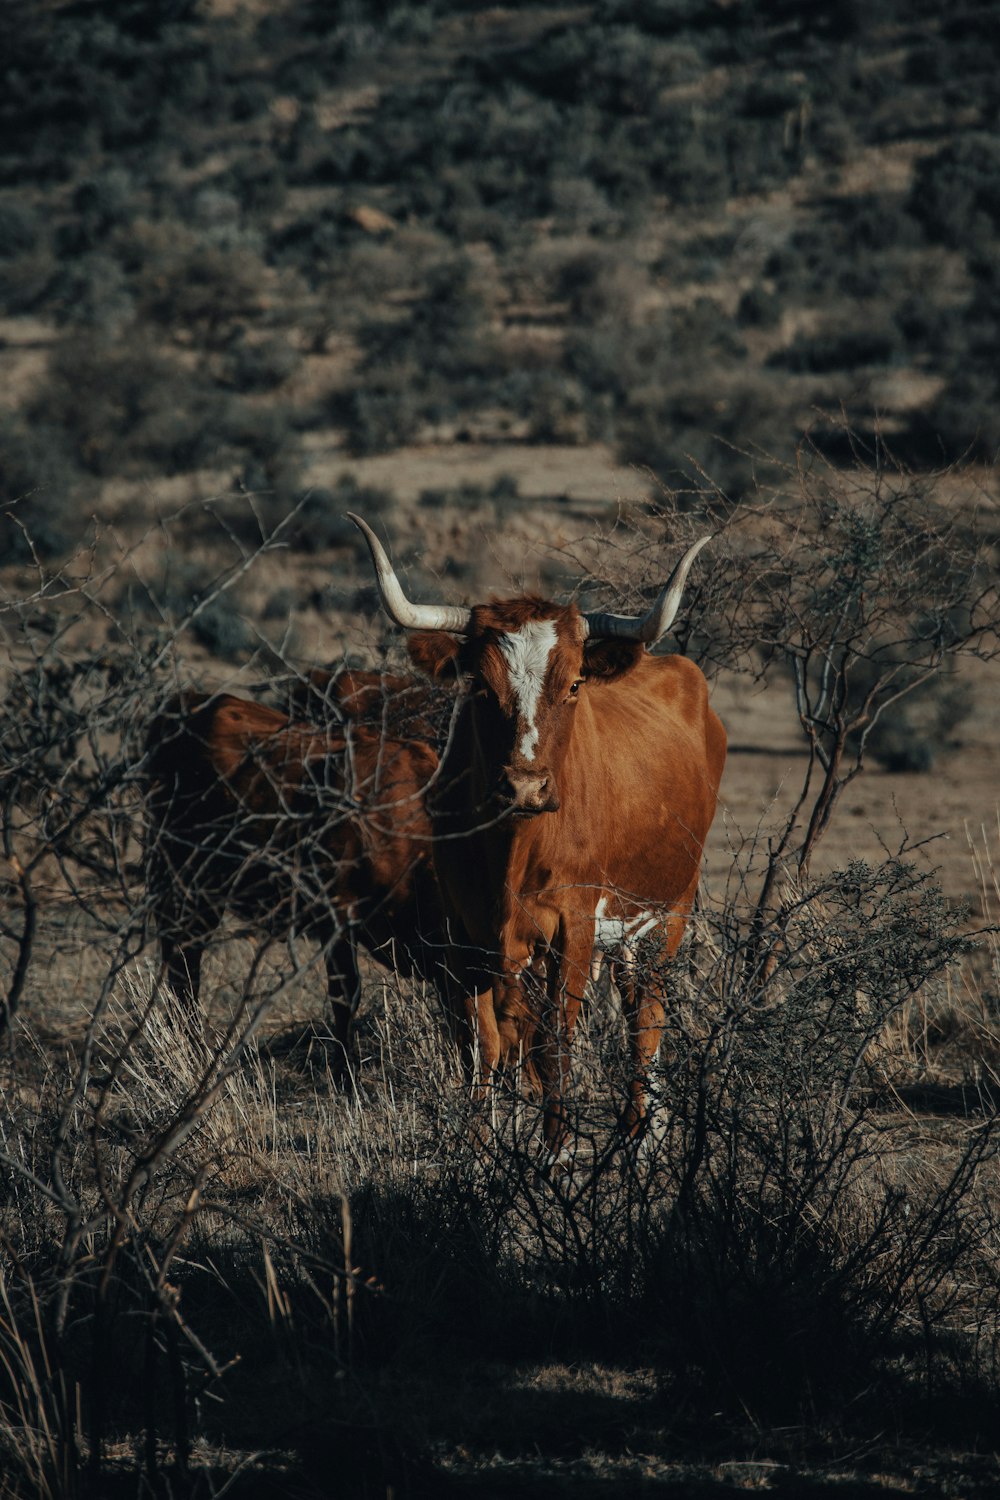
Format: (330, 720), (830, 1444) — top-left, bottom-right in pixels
(144, 678), (446, 1078)
(350, 514), (726, 1153)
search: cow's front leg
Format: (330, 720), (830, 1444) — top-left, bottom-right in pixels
(538, 918), (594, 1164)
(494, 953), (545, 1099)
(155, 897), (223, 1020)
(323, 932), (361, 1088)
(437, 921), (502, 1087)
(464, 983), (501, 1087)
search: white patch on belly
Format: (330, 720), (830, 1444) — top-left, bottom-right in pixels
(498, 619), (559, 762)
(593, 895), (658, 952)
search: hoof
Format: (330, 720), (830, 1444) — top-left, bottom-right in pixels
(325, 1034), (359, 1091)
(536, 1140), (577, 1180)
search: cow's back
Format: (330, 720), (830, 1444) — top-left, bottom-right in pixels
(145, 690), (445, 980)
(145, 693), (335, 932)
(517, 651), (726, 916)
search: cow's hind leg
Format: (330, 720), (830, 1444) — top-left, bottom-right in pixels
(617, 905), (690, 1141)
(323, 933), (362, 1087)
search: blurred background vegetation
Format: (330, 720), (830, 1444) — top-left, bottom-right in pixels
(3, 0), (999, 565)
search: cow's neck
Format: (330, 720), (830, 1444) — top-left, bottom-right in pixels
(429, 693), (565, 932)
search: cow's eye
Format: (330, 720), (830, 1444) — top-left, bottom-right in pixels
(568, 680), (582, 698)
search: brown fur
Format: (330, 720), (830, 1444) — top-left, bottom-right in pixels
(144, 686), (446, 1077)
(279, 666), (451, 744)
(409, 598), (727, 1153)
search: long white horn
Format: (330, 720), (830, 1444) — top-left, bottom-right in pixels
(348, 513), (472, 634)
(582, 535), (711, 646)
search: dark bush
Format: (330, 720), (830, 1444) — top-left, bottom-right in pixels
(139, 396), (234, 475)
(356, 254), (496, 379)
(190, 593), (258, 660)
(0, 2), (227, 178)
(594, 0), (716, 28)
(278, 473), (395, 553)
(925, 368), (1000, 464)
(267, 209), (347, 273)
(838, 194), (922, 252)
(418, 473), (520, 512)
(57, 167), (138, 255)
(338, 382), (424, 457)
(736, 284), (780, 327)
(50, 253), (135, 332)
(615, 371), (793, 499)
(568, 299), (744, 416)
(894, 293), (955, 359)
(769, 317), (900, 373)
(0, 412), (93, 560)
(29, 338), (227, 477)
(0, 248), (56, 313)
(910, 134), (1000, 250)
(566, 312), (672, 405)
(261, 584), (298, 621)
(764, 208), (916, 302)
(741, 77), (804, 118)
(646, 109), (730, 206)
(226, 404), (305, 506)
(512, 369), (589, 443)
(554, 248), (647, 324)
(0, 196), (40, 257)
(333, 251), (507, 452)
(138, 242), (265, 350)
(861, 673), (973, 772)
(227, 152), (287, 218)
(222, 336), (300, 393)
(186, 187), (243, 240)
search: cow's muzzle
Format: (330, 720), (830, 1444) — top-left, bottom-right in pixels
(497, 769), (559, 816)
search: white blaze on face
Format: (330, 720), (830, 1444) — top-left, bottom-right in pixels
(498, 619), (559, 763)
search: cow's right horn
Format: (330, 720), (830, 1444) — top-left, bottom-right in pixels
(348, 514), (472, 634)
(582, 535), (712, 646)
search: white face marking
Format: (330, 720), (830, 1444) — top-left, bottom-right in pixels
(497, 619), (559, 762)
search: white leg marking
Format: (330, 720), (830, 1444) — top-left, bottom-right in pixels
(498, 619), (559, 762)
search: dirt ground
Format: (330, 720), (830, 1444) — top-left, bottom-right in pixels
(708, 661), (1000, 918)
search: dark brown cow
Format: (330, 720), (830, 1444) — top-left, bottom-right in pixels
(144, 682), (446, 1077)
(277, 665), (451, 744)
(350, 513), (726, 1154)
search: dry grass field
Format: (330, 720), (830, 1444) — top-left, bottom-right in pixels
(4, 0), (1000, 1494)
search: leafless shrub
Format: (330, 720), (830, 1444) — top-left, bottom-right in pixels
(597, 427), (1000, 986)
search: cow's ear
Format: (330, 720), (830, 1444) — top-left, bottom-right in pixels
(407, 631), (462, 680)
(582, 638), (644, 682)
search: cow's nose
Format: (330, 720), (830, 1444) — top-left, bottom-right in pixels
(499, 769), (559, 815)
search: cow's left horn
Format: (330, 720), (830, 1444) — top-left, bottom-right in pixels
(348, 513), (473, 634)
(582, 535), (712, 646)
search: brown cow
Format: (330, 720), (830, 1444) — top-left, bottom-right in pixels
(144, 682), (446, 1078)
(276, 664), (456, 746)
(350, 513), (726, 1156)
